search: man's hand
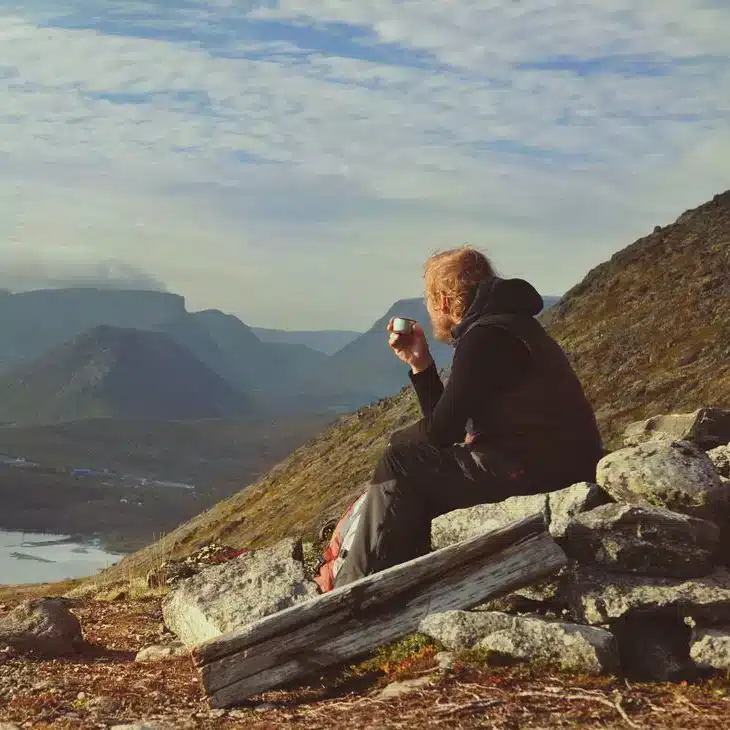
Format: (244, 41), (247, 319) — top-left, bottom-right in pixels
(387, 318), (434, 374)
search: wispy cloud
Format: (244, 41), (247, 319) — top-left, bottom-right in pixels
(1, 1), (728, 328)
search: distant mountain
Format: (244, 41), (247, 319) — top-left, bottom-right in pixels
(251, 327), (361, 355)
(0, 325), (254, 425)
(164, 310), (327, 397)
(0, 290), (327, 406)
(0, 288), (186, 373)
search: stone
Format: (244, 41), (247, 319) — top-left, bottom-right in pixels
(708, 444), (730, 478)
(690, 627), (730, 670)
(378, 676), (434, 699)
(613, 616), (695, 681)
(431, 482), (606, 550)
(432, 494), (547, 550)
(135, 641), (188, 662)
(567, 567), (730, 626)
(0, 598), (83, 656)
(547, 482), (609, 539)
(0, 724), (22, 730)
(162, 538), (319, 648)
(563, 503), (721, 578)
(623, 408), (730, 450)
(111, 724), (175, 730)
(596, 440), (727, 520)
(419, 610), (514, 650)
(475, 616), (618, 675)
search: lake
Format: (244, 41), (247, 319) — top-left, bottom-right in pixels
(0, 530), (123, 585)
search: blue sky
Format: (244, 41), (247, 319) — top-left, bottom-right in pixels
(1, 1), (729, 329)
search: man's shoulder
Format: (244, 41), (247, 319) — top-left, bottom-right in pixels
(459, 313), (540, 343)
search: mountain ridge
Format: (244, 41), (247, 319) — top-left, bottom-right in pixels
(0, 325), (255, 425)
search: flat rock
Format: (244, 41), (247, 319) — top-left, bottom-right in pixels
(623, 408), (730, 450)
(162, 538), (319, 649)
(475, 615), (618, 675)
(0, 598), (83, 656)
(596, 440), (727, 520)
(419, 610), (514, 650)
(135, 641), (188, 662)
(568, 567), (730, 625)
(690, 627), (730, 670)
(563, 503), (721, 577)
(708, 444), (730, 478)
(431, 482), (606, 550)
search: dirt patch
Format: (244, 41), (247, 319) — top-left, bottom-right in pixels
(1, 596), (729, 729)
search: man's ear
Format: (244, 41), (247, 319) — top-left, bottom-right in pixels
(440, 293), (450, 314)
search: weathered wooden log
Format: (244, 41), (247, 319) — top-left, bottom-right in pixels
(193, 513), (566, 707)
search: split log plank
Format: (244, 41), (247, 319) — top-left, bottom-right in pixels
(194, 513), (567, 707)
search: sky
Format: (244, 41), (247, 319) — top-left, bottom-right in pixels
(1, 1), (729, 331)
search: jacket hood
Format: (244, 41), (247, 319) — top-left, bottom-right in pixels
(451, 276), (544, 344)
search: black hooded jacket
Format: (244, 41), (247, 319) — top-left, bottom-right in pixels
(409, 276), (603, 488)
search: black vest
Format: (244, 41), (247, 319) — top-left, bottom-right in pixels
(461, 313), (603, 489)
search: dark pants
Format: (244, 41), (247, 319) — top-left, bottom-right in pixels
(333, 424), (533, 588)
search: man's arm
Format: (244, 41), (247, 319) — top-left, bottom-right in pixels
(408, 327), (531, 448)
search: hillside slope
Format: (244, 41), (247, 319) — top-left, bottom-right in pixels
(97, 190), (730, 582)
(542, 189), (730, 445)
(0, 325), (255, 424)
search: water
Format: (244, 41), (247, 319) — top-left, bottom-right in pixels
(0, 530), (123, 585)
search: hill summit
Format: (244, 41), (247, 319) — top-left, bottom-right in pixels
(0, 325), (254, 424)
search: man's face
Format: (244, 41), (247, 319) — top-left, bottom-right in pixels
(426, 295), (455, 344)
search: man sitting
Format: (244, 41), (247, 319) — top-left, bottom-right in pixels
(334, 246), (603, 588)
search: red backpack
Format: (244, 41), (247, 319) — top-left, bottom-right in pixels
(314, 491), (368, 593)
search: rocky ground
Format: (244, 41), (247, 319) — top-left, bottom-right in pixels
(1, 594), (729, 729)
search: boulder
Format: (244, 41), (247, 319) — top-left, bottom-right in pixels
(690, 627), (730, 670)
(419, 609), (618, 675)
(0, 598), (83, 656)
(623, 408), (730, 450)
(419, 609), (513, 651)
(596, 440), (727, 520)
(431, 482), (606, 550)
(562, 503), (721, 578)
(547, 482), (609, 539)
(162, 538), (319, 649)
(567, 567), (730, 626)
(431, 494), (547, 551)
(475, 616), (619, 675)
(708, 444), (730, 478)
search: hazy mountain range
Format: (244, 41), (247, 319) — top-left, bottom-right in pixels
(0, 287), (559, 425)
